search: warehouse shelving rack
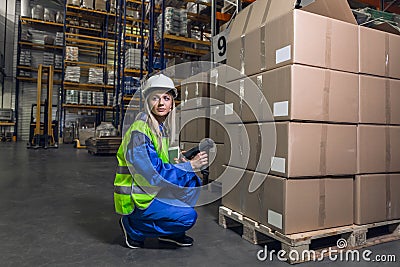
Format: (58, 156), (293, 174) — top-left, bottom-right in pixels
(60, 1), (119, 137)
(15, 16), (65, 140)
(112, 0), (215, 133)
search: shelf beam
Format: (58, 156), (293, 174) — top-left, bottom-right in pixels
(20, 17), (63, 27)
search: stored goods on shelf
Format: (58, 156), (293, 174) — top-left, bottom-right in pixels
(79, 91), (92, 105)
(92, 92), (104, 106)
(44, 8), (54, 22)
(20, 28), (32, 42)
(81, 0), (94, 9)
(107, 70), (116, 85)
(43, 52), (54, 66)
(56, 11), (63, 24)
(19, 50), (32, 66)
(43, 35), (55, 45)
(125, 48), (141, 69)
(107, 93), (114, 106)
(67, 0), (80, 6)
(96, 122), (118, 137)
(65, 66), (81, 83)
(21, 0), (30, 18)
(95, 0), (107, 11)
(31, 5), (44, 20)
(55, 32), (63, 46)
(88, 68), (104, 84)
(123, 76), (140, 95)
(65, 46), (79, 61)
(55, 55), (63, 69)
(66, 90), (79, 104)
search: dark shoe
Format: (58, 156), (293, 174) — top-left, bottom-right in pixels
(119, 218), (144, 249)
(158, 235), (194, 247)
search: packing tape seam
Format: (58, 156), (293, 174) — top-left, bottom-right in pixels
(325, 20), (332, 69)
(323, 70), (331, 121)
(320, 124), (328, 176)
(240, 5), (253, 75)
(385, 79), (391, 124)
(386, 174), (392, 220)
(385, 126), (391, 173)
(385, 34), (390, 77)
(260, 0), (272, 71)
(257, 182), (264, 223)
(260, 26), (266, 71)
(319, 179), (326, 227)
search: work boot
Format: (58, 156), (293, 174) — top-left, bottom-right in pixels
(119, 218), (144, 249)
(158, 234), (194, 247)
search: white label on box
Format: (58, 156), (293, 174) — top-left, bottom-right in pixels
(225, 103), (234, 115)
(273, 101), (289, 117)
(271, 157), (285, 173)
(276, 45), (291, 64)
(268, 209), (283, 229)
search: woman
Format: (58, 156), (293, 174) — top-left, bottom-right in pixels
(114, 74), (208, 249)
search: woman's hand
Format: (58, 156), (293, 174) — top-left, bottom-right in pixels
(189, 151), (208, 171)
(174, 151), (188, 164)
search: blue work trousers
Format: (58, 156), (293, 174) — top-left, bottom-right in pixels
(122, 177), (200, 242)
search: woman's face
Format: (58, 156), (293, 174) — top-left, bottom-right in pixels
(148, 91), (173, 118)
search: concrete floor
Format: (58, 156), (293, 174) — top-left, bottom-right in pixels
(0, 143), (399, 267)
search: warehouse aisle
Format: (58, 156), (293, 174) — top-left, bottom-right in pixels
(0, 143), (398, 266)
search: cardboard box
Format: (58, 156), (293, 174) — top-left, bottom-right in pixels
(359, 75), (400, 125)
(359, 26), (400, 79)
(357, 125), (400, 174)
(179, 108), (209, 143)
(225, 121), (356, 177)
(272, 122), (357, 177)
(224, 78), (271, 123)
(224, 123), (275, 172)
(263, 174), (354, 234)
(180, 72), (209, 110)
(355, 174), (400, 225)
(222, 166), (266, 223)
(225, 5), (254, 82)
(221, 166), (246, 213)
(227, 0), (358, 81)
(222, 166), (354, 234)
(249, 64), (359, 123)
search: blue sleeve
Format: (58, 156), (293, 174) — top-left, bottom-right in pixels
(125, 131), (200, 187)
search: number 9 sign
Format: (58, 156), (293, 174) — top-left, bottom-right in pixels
(212, 27), (230, 63)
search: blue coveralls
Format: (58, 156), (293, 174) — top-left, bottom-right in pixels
(121, 124), (202, 242)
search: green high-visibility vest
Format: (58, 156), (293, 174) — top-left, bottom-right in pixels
(114, 114), (169, 215)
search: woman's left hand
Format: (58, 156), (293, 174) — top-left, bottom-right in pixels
(174, 151), (188, 164)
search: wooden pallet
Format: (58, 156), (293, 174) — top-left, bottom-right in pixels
(219, 206), (400, 264)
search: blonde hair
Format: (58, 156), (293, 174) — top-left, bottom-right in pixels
(144, 93), (176, 151)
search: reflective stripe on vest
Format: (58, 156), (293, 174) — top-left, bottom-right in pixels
(116, 166), (131, 175)
(114, 185), (161, 195)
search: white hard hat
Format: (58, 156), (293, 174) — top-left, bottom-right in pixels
(142, 74), (178, 99)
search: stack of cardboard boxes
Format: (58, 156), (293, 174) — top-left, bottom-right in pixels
(222, 0), (400, 235)
(356, 23), (400, 225)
